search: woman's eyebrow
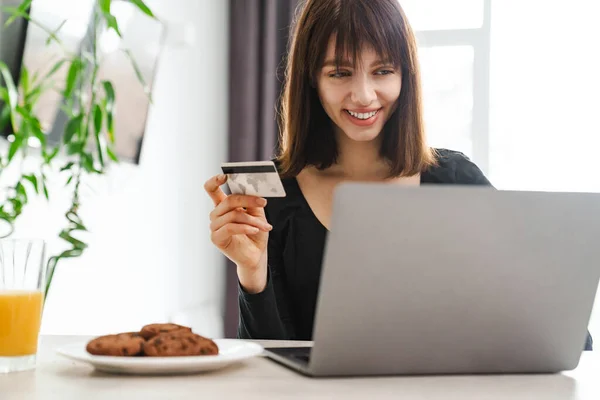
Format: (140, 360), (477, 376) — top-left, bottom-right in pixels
(322, 59), (394, 68)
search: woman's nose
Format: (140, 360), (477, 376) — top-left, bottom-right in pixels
(350, 76), (377, 106)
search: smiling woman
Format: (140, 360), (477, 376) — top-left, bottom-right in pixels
(277, 0), (435, 179)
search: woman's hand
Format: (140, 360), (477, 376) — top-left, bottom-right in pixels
(204, 174), (272, 293)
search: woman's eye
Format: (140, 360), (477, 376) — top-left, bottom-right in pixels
(328, 70), (350, 78)
(375, 69), (395, 76)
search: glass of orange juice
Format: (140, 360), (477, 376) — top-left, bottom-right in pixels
(0, 239), (46, 373)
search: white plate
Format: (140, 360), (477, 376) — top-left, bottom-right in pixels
(56, 339), (264, 375)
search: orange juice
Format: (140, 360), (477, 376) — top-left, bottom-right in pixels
(0, 290), (43, 356)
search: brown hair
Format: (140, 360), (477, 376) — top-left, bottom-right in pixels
(277, 0), (436, 178)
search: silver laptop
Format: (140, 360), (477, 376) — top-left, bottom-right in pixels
(264, 184), (600, 377)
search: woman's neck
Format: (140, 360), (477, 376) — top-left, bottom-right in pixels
(321, 129), (389, 180)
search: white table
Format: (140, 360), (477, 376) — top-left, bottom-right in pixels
(1, 335), (598, 399)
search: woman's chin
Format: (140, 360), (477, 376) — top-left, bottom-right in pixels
(342, 126), (383, 143)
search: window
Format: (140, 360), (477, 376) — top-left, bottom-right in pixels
(419, 46), (474, 159)
(401, 0), (484, 31)
(488, 0), (600, 192)
(401, 0), (491, 172)
(403, 0), (599, 192)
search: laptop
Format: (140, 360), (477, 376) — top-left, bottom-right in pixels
(264, 184), (600, 377)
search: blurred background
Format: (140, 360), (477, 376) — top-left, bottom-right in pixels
(0, 0), (598, 339)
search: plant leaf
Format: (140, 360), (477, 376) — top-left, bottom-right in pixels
(66, 175), (73, 186)
(15, 182), (27, 203)
(25, 81), (54, 105)
(23, 174), (39, 193)
(41, 173), (49, 200)
(45, 58), (67, 80)
(122, 49), (147, 89)
(80, 119), (89, 142)
(44, 147), (60, 163)
(102, 81), (115, 142)
(46, 19), (67, 46)
(67, 141), (85, 155)
(3, 8), (19, 28)
(0, 62), (17, 105)
(30, 120), (46, 146)
(93, 104), (105, 167)
(18, 106), (46, 146)
(93, 104), (103, 135)
(106, 146), (118, 162)
(63, 59), (82, 99)
(0, 61), (18, 130)
(0, 104), (10, 132)
(3, 5), (62, 46)
(103, 12), (122, 37)
(63, 114), (83, 143)
(81, 153), (95, 172)
(4, 0), (32, 27)
(17, 0), (32, 12)
(8, 134), (24, 161)
(98, 0), (111, 14)
(21, 66), (30, 96)
(129, 0), (155, 18)
(60, 162), (74, 172)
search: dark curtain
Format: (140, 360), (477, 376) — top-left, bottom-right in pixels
(225, 0), (300, 338)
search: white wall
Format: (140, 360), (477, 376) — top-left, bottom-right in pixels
(488, 0), (600, 193)
(6, 0), (229, 337)
(146, 0), (229, 337)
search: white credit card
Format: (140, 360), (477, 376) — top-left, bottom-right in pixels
(221, 160), (286, 198)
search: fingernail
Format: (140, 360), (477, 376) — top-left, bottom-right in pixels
(218, 174), (226, 181)
(266, 224), (273, 231)
(256, 198), (267, 206)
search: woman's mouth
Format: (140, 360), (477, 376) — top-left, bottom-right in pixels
(344, 108), (381, 126)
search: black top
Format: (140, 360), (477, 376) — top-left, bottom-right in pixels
(237, 149), (593, 350)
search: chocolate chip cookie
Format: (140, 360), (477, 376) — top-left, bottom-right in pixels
(86, 332), (145, 356)
(143, 332), (219, 357)
(139, 323), (192, 340)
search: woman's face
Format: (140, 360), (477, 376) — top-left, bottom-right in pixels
(317, 38), (402, 143)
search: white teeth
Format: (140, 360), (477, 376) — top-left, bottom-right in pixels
(347, 110), (378, 120)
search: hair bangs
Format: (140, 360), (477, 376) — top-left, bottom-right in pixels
(331, 1), (405, 70)
(306, 0), (408, 84)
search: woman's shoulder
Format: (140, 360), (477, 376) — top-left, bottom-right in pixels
(422, 148), (493, 186)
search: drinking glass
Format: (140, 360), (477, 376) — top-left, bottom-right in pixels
(0, 239), (46, 373)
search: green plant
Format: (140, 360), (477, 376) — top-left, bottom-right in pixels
(0, 0), (156, 301)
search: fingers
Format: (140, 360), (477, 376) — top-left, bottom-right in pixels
(204, 174), (228, 206)
(211, 223), (260, 247)
(210, 210), (272, 233)
(210, 194), (267, 220)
